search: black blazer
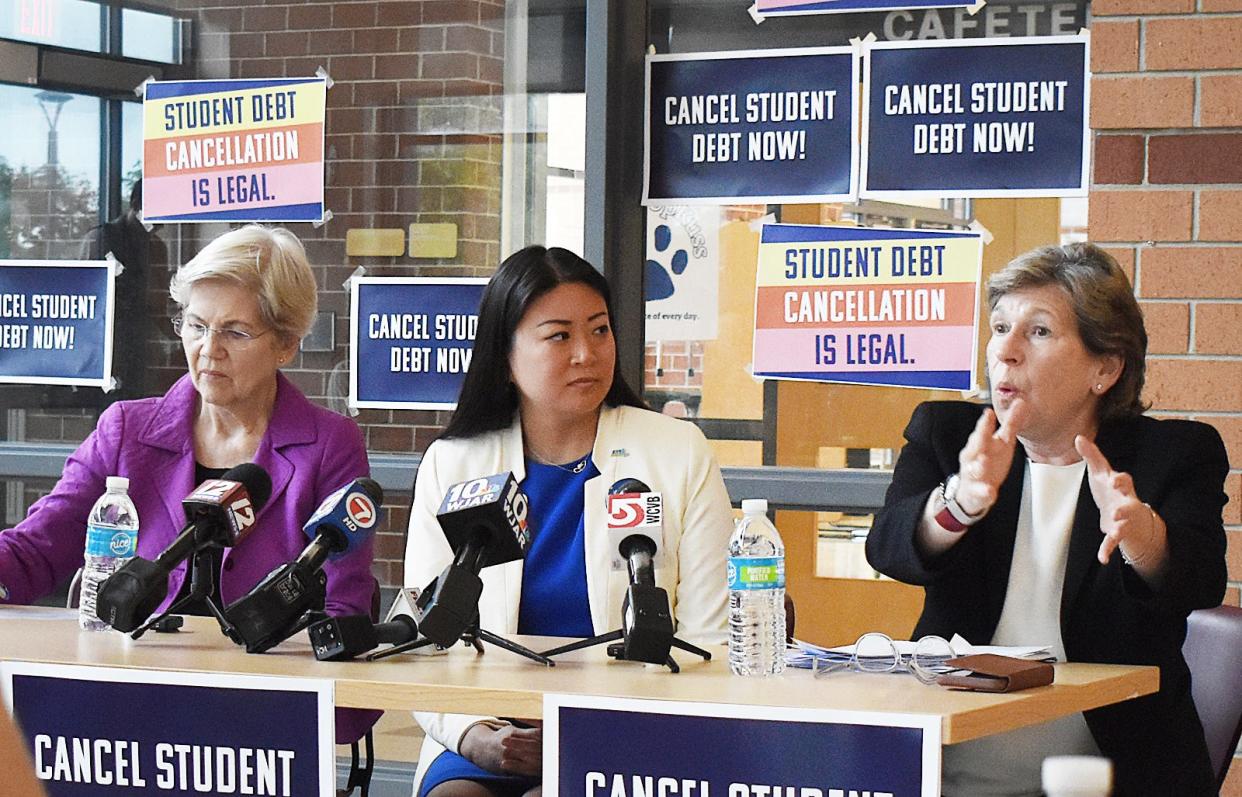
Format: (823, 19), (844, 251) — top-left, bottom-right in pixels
(866, 402), (1229, 797)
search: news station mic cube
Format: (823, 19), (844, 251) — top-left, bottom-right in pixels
(436, 473), (530, 569)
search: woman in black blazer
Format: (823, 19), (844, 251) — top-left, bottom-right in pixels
(867, 243), (1228, 797)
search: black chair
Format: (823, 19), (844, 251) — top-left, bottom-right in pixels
(1183, 604), (1242, 790)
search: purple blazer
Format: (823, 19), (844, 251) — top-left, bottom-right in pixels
(0, 373), (380, 742)
(0, 373), (374, 615)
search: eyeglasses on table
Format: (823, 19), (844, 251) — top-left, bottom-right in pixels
(812, 632), (955, 685)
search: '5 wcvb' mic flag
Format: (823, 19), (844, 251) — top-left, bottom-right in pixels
(142, 77), (327, 223)
(752, 224), (983, 391)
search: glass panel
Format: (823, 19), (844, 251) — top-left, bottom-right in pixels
(543, 92), (585, 252)
(0, 84), (101, 261)
(120, 100), (142, 201)
(0, 84), (104, 547)
(642, 1), (1087, 615)
(0, 0), (103, 52)
(122, 7), (183, 64)
(1060, 196), (1088, 244)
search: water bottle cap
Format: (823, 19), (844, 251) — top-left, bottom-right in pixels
(741, 498), (768, 514)
(105, 476), (130, 492)
(1041, 756), (1112, 794)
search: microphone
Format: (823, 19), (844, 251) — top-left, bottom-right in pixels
(607, 478), (674, 665)
(358, 474), (551, 667)
(95, 464), (272, 633)
(224, 478), (383, 654)
(606, 478), (665, 586)
(308, 588), (421, 661)
(541, 475), (710, 671)
(436, 473), (530, 569)
(415, 473), (529, 646)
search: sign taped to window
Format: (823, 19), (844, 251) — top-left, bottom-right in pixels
(752, 224), (983, 391)
(0, 260), (115, 388)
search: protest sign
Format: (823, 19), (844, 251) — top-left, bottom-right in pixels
(546, 693), (940, 797)
(350, 278), (486, 410)
(3, 662), (333, 797)
(645, 47), (859, 204)
(0, 260), (114, 388)
(142, 77), (327, 223)
(752, 224), (982, 391)
(861, 34), (1090, 198)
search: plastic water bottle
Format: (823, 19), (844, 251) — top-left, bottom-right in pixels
(79, 476), (140, 632)
(728, 498), (786, 675)
(1041, 756), (1113, 797)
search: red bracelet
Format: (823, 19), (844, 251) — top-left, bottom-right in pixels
(934, 505), (970, 533)
(934, 474), (980, 533)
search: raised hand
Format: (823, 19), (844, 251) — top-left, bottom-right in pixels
(1074, 435), (1165, 570)
(954, 400), (1030, 518)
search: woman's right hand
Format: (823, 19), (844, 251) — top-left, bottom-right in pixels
(460, 721), (543, 776)
(954, 401), (1028, 518)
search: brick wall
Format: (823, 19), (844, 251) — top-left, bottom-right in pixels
(1089, 1), (1242, 607)
(164, 0), (505, 589)
(644, 341), (705, 392)
(1089, 3), (1242, 784)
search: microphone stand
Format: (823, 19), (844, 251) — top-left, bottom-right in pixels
(366, 618), (555, 666)
(539, 623), (711, 673)
(131, 548), (236, 641)
(367, 533), (554, 666)
(541, 545), (711, 673)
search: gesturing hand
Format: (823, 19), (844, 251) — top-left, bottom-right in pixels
(1074, 435), (1164, 569)
(461, 721), (543, 777)
(954, 400), (1030, 518)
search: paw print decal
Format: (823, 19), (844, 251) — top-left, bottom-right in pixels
(646, 223), (689, 301)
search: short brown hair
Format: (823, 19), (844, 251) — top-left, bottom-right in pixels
(986, 242), (1147, 421)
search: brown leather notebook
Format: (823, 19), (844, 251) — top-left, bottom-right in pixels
(935, 653), (1054, 693)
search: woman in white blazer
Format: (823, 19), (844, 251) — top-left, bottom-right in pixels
(404, 246), (732, 797)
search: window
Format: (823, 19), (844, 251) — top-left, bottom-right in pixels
(0, 1), (183, 63)
(1, 0), (103, 53)
(0, 84), (101, 261)
(641, 0), (1090, 643)
(121, 7), (182, 64)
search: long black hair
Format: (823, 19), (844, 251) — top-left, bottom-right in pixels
(440, 245), (646, 439)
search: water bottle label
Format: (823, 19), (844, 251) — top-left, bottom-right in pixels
(727, 556), (785, 590)
(85, 525), (137, 558)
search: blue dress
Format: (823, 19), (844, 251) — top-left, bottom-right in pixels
(418, 456), (597, 797)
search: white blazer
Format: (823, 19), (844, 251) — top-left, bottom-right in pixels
(403, 405), (733, 793)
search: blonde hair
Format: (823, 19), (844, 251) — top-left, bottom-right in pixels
(169, 225), (317, 342)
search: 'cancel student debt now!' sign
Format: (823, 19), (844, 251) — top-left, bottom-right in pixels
(349, 277), (487, 411)
(861, 34), (1090, 198)
(142, 77), (327, 223)
(752, 224), (983, 391)
(644, 46), (859, 204)
(0, 260), (115, 388)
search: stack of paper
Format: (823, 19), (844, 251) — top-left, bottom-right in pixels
(785, 635), (1056, 671)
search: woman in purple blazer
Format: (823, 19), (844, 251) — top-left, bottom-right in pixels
(0, 225), (376, 739)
